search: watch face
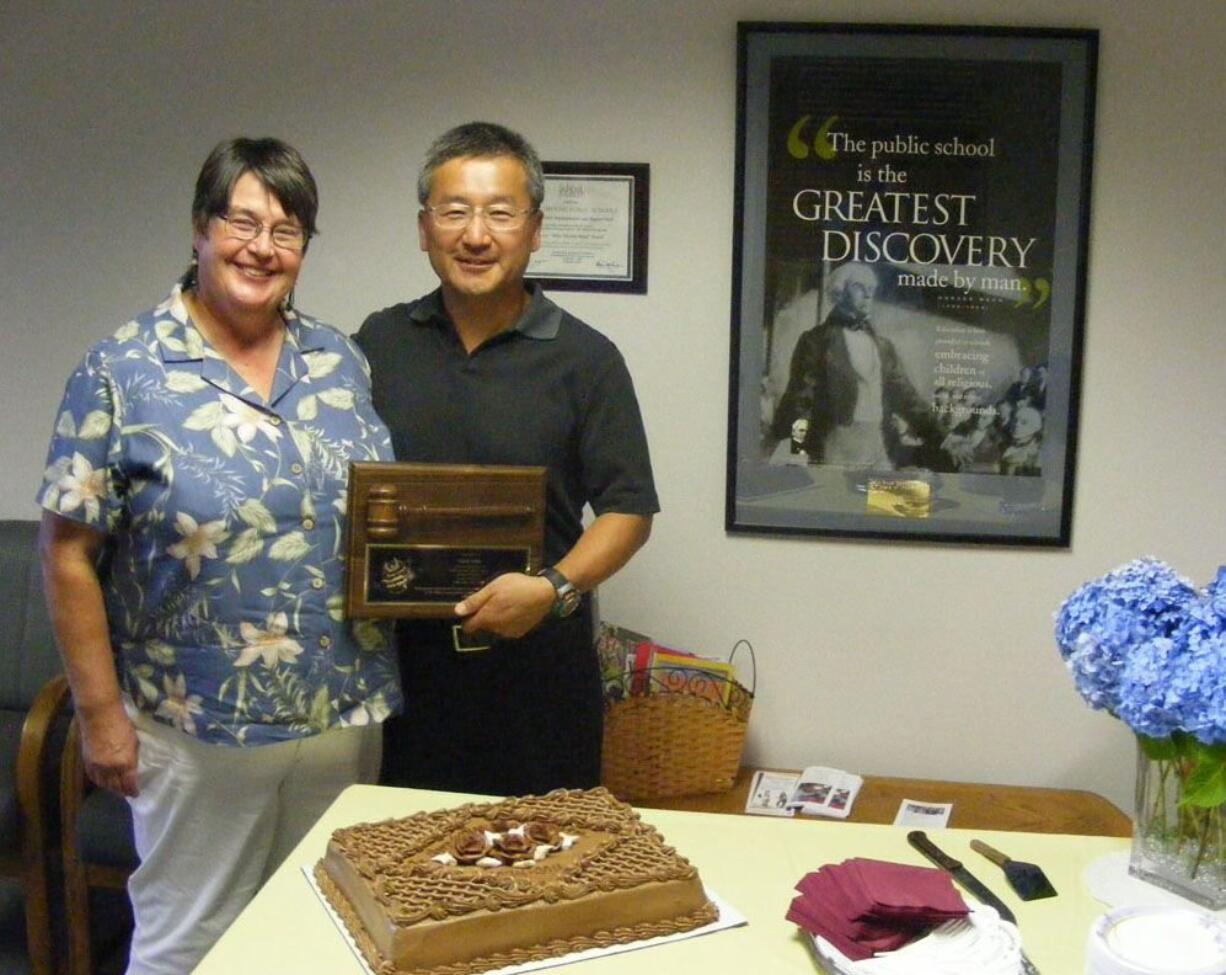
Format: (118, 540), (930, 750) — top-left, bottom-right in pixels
(557, 587), (581, 617)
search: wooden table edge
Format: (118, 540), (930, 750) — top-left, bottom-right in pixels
(631, 766), (1133, 837)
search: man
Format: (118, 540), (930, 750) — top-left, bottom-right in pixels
(771, 262), (936, 468)
(356, 122), (657, 795)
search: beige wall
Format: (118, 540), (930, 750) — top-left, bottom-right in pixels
(4, 0), (1224, 811)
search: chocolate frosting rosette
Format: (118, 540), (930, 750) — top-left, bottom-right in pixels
(524, 821), (561, 848)
(448, 829), (493, 865)
(494, 830), (536, 863)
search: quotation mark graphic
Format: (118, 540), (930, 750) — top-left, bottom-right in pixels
(787, 114), (840, 160)
(1015, 277), (1052, 309)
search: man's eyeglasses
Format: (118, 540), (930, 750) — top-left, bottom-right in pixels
(423, 203), (537, 233)
(218, 213), (308, 252)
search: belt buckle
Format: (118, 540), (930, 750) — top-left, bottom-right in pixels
(452, 624), (492, 654)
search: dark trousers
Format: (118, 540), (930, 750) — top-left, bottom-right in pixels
(380, 604), (602, 796)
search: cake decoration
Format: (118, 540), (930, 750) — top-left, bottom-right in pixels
(314, 787), (718, 975)
(429, 821), (580, 868)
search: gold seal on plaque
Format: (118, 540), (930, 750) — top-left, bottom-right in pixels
(345, 462), (547, 618)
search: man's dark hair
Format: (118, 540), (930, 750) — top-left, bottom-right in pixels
(181, 137), (319, 288)
(417, 122), (544, 208)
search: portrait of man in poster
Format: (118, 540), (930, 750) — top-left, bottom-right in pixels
(769, 261), (938, 470)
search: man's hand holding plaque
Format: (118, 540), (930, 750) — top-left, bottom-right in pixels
(345, 463), (547, 623)
(454, 571), (557, 640)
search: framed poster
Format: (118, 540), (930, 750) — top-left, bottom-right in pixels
(726, 23), (1097, 545)
(526, 162), (649, 293)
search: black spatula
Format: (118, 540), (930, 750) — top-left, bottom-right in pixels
(970, 839), (1057, 900)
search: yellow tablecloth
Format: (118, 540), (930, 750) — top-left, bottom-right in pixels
(195, 784), (1128, 974)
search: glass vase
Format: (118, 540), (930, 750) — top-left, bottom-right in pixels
(1129, 741), (1226, 909)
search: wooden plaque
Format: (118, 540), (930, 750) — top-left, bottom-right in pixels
(345, 462), (547, 618)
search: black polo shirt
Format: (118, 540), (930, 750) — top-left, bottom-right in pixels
(355, 285), (659, 563)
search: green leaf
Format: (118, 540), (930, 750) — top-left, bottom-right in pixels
(269, 531), (311, 562)
(1193, 740), (1226, 765)
(1138, 734), (1180, 761)
(236, 498), (277, 534)
(210, 425), (238, 458)
(306, 351), (342, 379)
(145, 640), (176, 666)
(155, 319), (185, 351)
(318, 388), (354, 410)
(184, 329), (206, 359)
(183, 401), (224, 430)
(225, 527), (263, 564)
(165, 371), (208, 394)
(136, 675), (158, 704)
(310, 686), (333, 732)
(353, 619), (387, 652)
(1173, 730), (1206, 761)
(289, 426), (314, 466)
(1180, 753), (1226, 809)
(296, 395), (318, 421)
(78, 410), (113, 439)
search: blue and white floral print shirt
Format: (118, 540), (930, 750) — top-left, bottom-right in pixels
(37, 286), (402, 746)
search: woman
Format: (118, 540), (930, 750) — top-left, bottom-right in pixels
(37, 138), (400, 975)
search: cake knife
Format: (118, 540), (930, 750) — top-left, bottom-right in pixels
(907, 831), (1041, 975)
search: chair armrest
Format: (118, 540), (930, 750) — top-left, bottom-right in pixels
(17, 672), (70, 814)
(17, 671), (71, 975)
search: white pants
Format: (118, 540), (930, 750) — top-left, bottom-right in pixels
(123, 710), (380, 975)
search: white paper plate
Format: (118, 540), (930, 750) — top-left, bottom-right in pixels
(1086, 905), (1226, 975)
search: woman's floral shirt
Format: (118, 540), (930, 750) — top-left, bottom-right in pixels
(37, 286), (402, 746)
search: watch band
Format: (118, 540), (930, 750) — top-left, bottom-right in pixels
(538, 566), (581, 619)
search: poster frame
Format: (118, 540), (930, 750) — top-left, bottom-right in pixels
(726, 22), (1097, 546)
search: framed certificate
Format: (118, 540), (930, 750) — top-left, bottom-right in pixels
(527, 162), (649, 294)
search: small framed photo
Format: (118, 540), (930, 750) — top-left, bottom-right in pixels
(527, 162), (649, 294)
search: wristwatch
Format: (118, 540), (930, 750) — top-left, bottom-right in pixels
(538, 566), (581, 619)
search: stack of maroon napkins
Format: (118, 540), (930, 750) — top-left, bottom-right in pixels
(786, 858), (969, 961)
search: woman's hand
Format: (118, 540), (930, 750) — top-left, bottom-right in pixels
(39, 511), (140, 797)
(79, 702), (140, 797)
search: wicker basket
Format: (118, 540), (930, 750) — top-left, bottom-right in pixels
(600, 639), (755, 801)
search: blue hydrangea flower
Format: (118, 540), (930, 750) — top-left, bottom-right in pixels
(1116, 637), (1186, 739)
(1055, 559), (1197, 719)
(1173, 601), (1226, 743)
(1206, 566), (1226, 622)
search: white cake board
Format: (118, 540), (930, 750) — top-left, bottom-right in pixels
(1084, 851), (1226, 917)
(303, 866), (748, 975)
